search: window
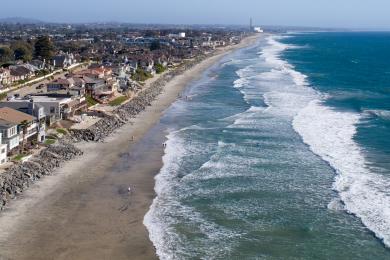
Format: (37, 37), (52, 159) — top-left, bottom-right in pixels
(50, 107), (56, 113)
(1, 148), (5, 154)
(1, 159), (4, 164)
(9, 127), (16, 136)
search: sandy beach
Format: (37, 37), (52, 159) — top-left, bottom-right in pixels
(0, 34), (259, 260)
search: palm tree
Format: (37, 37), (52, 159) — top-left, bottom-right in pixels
(19, 120), (29, 154)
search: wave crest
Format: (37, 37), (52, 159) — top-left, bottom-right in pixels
(293, 100), (390, 247)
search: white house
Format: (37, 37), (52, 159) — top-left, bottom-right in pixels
(0, 107), (46, 144)
(52, 53), (76, 68)
(0, 119), (19, 152)
(0, 132), (8, 165)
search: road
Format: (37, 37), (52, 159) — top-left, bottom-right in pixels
(5, 64), (88, 99)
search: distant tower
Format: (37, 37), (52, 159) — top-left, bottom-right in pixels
(250, 18), (253, 31)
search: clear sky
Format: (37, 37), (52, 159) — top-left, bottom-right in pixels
(2, 0), (390, 29)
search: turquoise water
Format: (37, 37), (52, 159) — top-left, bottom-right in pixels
(144, 33), (390, 259)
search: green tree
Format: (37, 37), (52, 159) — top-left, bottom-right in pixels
(145, 30), (159, 37)
(0, 46), (12, 63)
(34, 36), (55, 60)
(93, 36), (101, 43)
(155, 63), (166, 74)
(150, 40), (161, 51)
(12, 41), (33, 62)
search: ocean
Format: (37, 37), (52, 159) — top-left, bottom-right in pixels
(144, 32), (390, 259)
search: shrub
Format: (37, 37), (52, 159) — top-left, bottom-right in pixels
(155, 63), (166, 74)
(0, 93), (7, 101)
(131, 68), (153, 82)
(56, 128), (67, 135)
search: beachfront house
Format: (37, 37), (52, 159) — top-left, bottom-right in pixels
(76, 66), (112, 79)
(0, 99), (46, 122)
(0, 133), (7, 165)
(0, 107), (46, 144)
(126, 60), (138, 74)
(0, 119), (19, 152)
(83, 77), (106, 96)
(31, 94), (87, 120)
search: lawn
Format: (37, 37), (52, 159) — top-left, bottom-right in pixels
(109, 96), (128, 106)
(56, 128), (68, 135)
(13, 154), (28, 161)
(86, 95), (98, 107)
(44, 139), (56, 145)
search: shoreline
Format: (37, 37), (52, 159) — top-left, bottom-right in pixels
(0, 34), (260, 259)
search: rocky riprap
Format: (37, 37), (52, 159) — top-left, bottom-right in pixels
(0, 142), (83, 210)
(70, 55), (207, 142)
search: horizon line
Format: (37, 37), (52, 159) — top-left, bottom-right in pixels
(2, 16), (390, 31)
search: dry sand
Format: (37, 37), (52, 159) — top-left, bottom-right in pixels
(0, 35), (259, 260)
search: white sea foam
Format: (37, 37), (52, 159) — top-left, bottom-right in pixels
(219, 106), (265, 124)
(144, 131), (185, 260)
(144, 130), (243, 259)
(226, 105), (267, 129)
(364, 109), (390, 120)
(260, 36), (308, 86)
(175, 124), (218, 133)
(236, 66), (253, 78)
(327, 198), (345, 212)
(265, 35), (390, 247)
(293, 100), (390, 247)
(146, 33), (390, 258)
(233, 77), (249, 89)
(263, 91), (314, 117)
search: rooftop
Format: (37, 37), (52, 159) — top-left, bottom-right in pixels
(0, 107), (35, 124)
(0, 119), (17, 128)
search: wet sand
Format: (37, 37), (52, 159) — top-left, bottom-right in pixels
(0, 35), (259, 260)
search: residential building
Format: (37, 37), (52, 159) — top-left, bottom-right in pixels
(76, 66), (112, 79)
(0, 68), (11, 86)
(0, 100), (46, 121)
(46, 77), (86, 97)
(0, 107), (45, 143)
(46, 78), (72, 91)
(29, 59), (47, 70)
(31, 94), (87, 119)
(9, 65), (34, 82)
(0, 119), (19, 152)
(0, 133), (7, 165)
(52, 53), (76, 68)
